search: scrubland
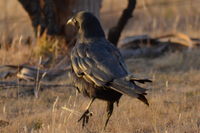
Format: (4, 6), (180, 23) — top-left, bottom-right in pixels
(0, 0), (200, 133)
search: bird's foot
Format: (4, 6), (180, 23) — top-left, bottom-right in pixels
(78, 109), (93, 128)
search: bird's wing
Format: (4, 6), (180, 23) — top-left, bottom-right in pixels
(71, 40), (128, 86)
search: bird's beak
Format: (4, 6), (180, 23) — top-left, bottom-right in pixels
(66, 18), (74, 25)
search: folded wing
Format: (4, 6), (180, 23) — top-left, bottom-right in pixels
(71, 40), (128, 86)
(71, 40), (149, 103)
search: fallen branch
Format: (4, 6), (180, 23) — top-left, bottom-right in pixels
(62, 106), (81, 116)
(0, 81), (75, 96)
(120, 44), (168, 58)
(0, 64), (71, 81)
(0, 81), (73, 89)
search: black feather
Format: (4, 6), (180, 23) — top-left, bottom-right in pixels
(130, 79), (152, 84)
(137, 94), (149, 106)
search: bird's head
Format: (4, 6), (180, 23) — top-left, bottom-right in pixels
(66, 11), (105, 42)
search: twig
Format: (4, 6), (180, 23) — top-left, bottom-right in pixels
(62, 106), (81, 116)
(34, 56), (43, 98)
(52, 96), (59, 133)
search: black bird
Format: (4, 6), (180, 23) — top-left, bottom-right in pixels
(67, 11), (152, 129)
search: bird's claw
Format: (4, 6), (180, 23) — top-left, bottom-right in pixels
(78, 110), (93, 128)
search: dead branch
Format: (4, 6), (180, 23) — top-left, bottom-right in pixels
(108, 0), (137, 45)
(0, 81), (72, 89)
(0, 81), (75, 96)
(155, 32), (193, 48)
(118, 32), (200, 58)
(120, 44), (168, 59)
(0, 64), (71, 82)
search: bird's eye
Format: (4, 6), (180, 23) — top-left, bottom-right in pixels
(73, 19), (80, 29)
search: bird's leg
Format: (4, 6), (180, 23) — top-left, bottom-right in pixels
(104, 101), (114, 130)
(76, 87), (80, 93)
(78, 98), (95, 128)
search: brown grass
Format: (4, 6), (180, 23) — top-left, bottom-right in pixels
(1, 51), (200, 133)
(0, 0), (200, 133)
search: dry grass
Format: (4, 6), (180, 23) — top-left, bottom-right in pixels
(1, 50), (200, 133)
(0, 0), (200, 133)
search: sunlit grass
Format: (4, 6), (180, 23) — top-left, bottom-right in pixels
(0, 0), (200, 133)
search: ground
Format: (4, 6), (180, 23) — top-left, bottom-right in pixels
(0, 0), (200, 133)
(0, 50), (200, 133)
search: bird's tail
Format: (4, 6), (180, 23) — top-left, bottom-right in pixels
(107, 76), (152, 106)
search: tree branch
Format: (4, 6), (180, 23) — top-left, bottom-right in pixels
(108, 0), (137, 46)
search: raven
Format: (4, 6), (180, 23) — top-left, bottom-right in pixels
(67, 11), (151, 129)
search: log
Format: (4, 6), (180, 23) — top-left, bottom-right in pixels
(0, 64), (71, 82)
(120, 44), (168, 58)
(0, 81), (74, 97)
(0, 81), (72, 89)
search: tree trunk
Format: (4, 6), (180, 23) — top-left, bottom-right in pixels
(18, 0), (102, 58)
(18, 0), (102, 37)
